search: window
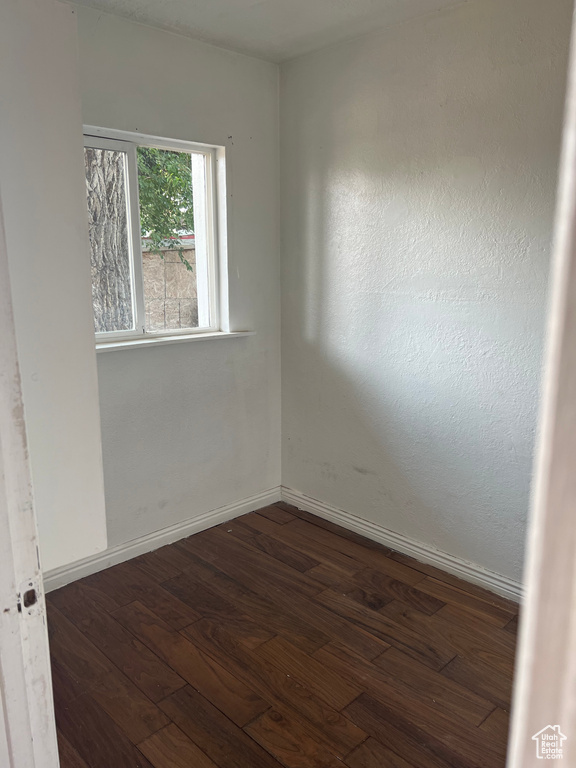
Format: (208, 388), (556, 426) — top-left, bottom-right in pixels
(83, 129), (221, 342)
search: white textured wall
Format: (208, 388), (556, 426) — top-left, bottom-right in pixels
(281, 0), (572, 581)
(0, 0), (107, 571)
(77, 7), (280, 547)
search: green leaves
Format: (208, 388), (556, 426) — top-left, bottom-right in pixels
(137, 146), (195, 270)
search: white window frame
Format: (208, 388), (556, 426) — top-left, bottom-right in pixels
(83, 126), (223, 342)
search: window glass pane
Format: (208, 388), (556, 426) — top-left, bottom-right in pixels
(137, 147), (203, 331)
(84, 147), (134, 333)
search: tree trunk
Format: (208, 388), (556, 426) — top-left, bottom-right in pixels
(84, 148), (133, 333)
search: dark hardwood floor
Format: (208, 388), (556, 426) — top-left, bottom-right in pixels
(47, 502), (519, 768)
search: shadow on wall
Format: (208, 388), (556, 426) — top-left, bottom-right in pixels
(281, 0), (568, 583)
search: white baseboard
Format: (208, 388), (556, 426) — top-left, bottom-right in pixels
(43, 486), (281, 592)
(281, 486), (523, 603)
(44, 482), (522, 603)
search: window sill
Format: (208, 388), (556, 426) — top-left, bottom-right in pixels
(96, 330), (255, 353)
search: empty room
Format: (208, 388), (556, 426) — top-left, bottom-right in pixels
(1, 0), (575, 766)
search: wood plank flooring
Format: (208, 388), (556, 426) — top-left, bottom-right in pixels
(48, 502), (519, 768)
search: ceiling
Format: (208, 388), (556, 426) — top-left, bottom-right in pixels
(70, 0), (466, 62)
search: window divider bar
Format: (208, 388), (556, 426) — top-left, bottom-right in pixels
(125, 143), (146, 334)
